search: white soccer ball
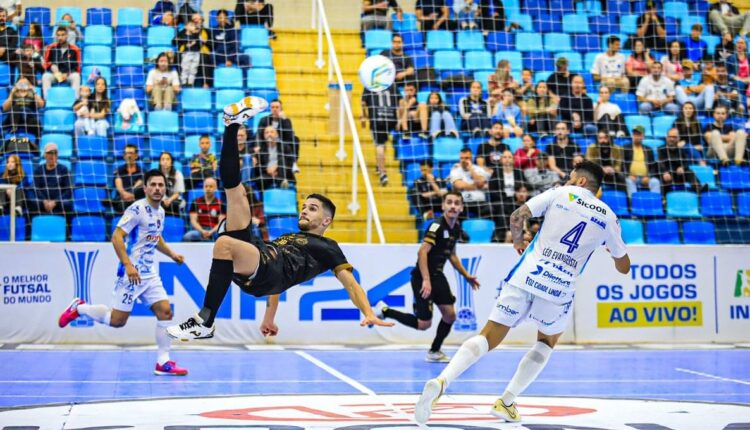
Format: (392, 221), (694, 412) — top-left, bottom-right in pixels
(358, 55), (396, 92)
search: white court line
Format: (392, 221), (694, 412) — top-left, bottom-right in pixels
(0, 377), (728, 384)
(296, 350), (428, 429)
(675, 367), (750, 386)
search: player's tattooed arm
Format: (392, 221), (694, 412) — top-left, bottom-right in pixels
(510, 204), (532, 255)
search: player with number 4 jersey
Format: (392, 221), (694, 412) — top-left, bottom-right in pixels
(415, 161), (631, 424)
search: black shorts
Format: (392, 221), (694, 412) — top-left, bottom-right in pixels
(411, 269), (455, 321)
(218, 221), (268, 294)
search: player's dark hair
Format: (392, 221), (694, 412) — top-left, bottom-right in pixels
(444, 191), (463, 202)
(307, 193), (336, 219)
(573, 160), (604, 191)
(144, 169), (166, 185)
(460, 147), (473, 155)
(421, 159), (434, 168)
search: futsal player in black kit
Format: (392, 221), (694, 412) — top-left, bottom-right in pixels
(377, 192), (480, 362)
(168, 97), (392, 341)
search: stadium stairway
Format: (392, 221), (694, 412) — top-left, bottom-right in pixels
(272, 29), (417, 243)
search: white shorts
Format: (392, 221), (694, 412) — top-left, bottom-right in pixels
(488, 283), (573, 336)
(111, 276), (168, 312)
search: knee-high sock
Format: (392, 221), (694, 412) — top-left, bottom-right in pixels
(430, 319), (452, 353)
(501, 341), (553, 405)
(155, 320), (172, 365)
(221, 123), (241, 189)
(198, 259), (235, 327)
(439, 335), (489, 387)
(77, 304), (111, 326)
(383, 308), (419, 329)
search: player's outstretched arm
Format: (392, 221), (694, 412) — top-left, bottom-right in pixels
(509, 204), (533, 255)
(613, 253), (631, 275)
(112, 227), (140, 285)
(449, 253), (480, 290)
(156, 237), (184, 264)
(260, 294), (280, 337)
(335, 270), (394, 327)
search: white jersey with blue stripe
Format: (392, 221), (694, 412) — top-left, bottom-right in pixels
(116, 199), (165, 279)
(504, 186), (627, 304)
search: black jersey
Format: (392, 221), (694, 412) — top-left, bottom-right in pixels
(415, 217), (461, 275)
(237, 231), (352, 297)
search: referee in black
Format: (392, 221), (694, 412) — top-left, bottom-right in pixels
(378, 191), (481, 362)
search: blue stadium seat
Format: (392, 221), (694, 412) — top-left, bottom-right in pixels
(184, 111), (215, 135)
(264, 189), (298, 216)
(720, 167), (750, 191)
(646, 220), (680, 244)
(562, 14), (590, 33)
(365, 29), (392, 51)
(401, 31), (424, 51)
(600, 190), (629, 216)
(148, 111), (180, 134)
(249, 89), (278, 106)
(692, 0), (710, 15)
(42, 110), (75, 133)
(83, 46), (112, 66)
(700, 191), (734, 217)
(631, 191), (664, 217)
(606, 0), (631, 16)
(87, 8), (112, 26)
(25, 7), (51, 25)
(41, 134), (73, 158)
(573, 34), (601, 53)
(115, 46), (145, 66)
(589, 15), (619, 34)
(150, 135), (184, 159)
(523, 0), (548, 14)
(267, 216), (297, 240)
(396, 138), (430, 161)
(214, 67), (244, 89)
(56, 7), (83, 24)
(516, 32), (543, 52)
(75, 160), (110, 186)
(512, 14), (534, 31)
(682, 221), (716, 244)
(550, 0), (575, 13)
(114, 66), (145, 87)
(620, 14), (640, 34)
(403, 163), (422, 188)
(544, 33), (572, 52)
(392, 12), (418, 32)
(215, 89), (245, 111)
(426, 30), (454, 51)
(666, 191), (701, 217)
(612, 92), (638, 115)
(405, 49), (430, 69)
(117, 8), (143, 26)
(246, 68), (277, 90)
(505, 137), (523, 152)
(703, 35), (720, 55)
(663, 1), (689, 21)
(486, 32), (515, 51)
(433, 137), (463, 163)
(71, 216), (106, 242)
(556, 52), (583, 72)
(495, 51), (523, 71)
(433, 50), (463, 77)
(163, 216), (185, 242)
(245, 48), (273, 68)
(240, 27), (270, 49)
(474, 71), (493, 90)
(737, 192), (750, 216)
(464, 51), (493, 71)
(463, 219), (495, 243)
(625, 115), (652, 137)
(184, 135), (216, 158)
(652, 115), (676, 138)
(76, 136), (109, 158)
(456, 31), (485, 51)
(534, 13), (563, 33)
(0, 63), (10, 87)
(45, 87), (76, 109)
(84, 26), (113, 46)
(31, 215), (66, 242)
(641, 139), (663, 154)
(523, 52), (555, 72)
(73, 187), (107, 213)
(147, 27), (175, 46)
(0, 215), (26, 241)
(113, 134), (145, 155)
(689, 164), (717, 190)
(112, 87), (147, 111)
(181, 88), (213, 111)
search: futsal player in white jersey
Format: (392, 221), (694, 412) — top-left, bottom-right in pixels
(415, 160), (631, 423)
(58, 170), (188, 376)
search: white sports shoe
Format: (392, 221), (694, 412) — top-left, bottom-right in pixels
(414, 376), (446, 424)
(425, 350), (451, 363)
(223, 96), (269, 126)
(167, 313), (215, 341)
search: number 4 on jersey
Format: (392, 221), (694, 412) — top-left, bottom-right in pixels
(560, 222), (587, 253)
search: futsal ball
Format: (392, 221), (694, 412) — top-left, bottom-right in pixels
(358, 55), (396, 92)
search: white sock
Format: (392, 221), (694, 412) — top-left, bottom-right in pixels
(439, 335), (489, 387)
(501, 341), (553, 405)
(156, 320), (172, 365)
(77, 304), (112, 326)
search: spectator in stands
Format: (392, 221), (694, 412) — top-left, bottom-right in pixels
(32, 143), (72, 216)
(453, 0), (480, 30)
(426, 91), (459, 139)
(411, 159), (447, 219)
(158, 151), (185, 215)
(594, 85), (628, 138)
(488, 59), (518, 92)
(0, 8), (18, 72)
(516, 69), (535, 101)
(524, 82), (557, 136)
(714, 32), (735, 62)
(17, 44), (43, 86)
(154, 10), (178, 28)
(257, 99), (298, 156)
(177, 0), (203, 25)
(21, 23), (43, 54)
(235, 0), (275, 38)
(636, 0), (667, 53)
(524, 152), (562, 196)
(415, 0), (449, 31)
(513, 134), (539, 170)
(397, 82), (429, 139)
(704, 104), (747, 166)
(637, 62), (679, 115)
(238, 125), (252, 155)
(586, 130), (627, 192)
(623, 125), (661, 197)
(72, 77), (110, 137)
(0, 154), (26, 216)
(476, 122), (509, 173)
(660, 128), (700, 192)
(675, 59), (715, 112)
(458, 81), (491, 137)
(675, 101), (707, 163)
(188, 134), (217, 189)
(254, 126), (296, 190)
(174, 13), (213, 88)
(559, 75), (597, 135)
(211, 9), (249, 68)
(546, 56), (574, 98)
(381, 34), (415, 87)
(42, 26), (81, 98)
(449, 147), (491, 214)
(146, 52), (181, 111)
(708, 0), (750, 39)
(112, 144), (144, 212)
(2, 77), (43, 139)
(487, 149), (524, 238)
(0, 0), (21, 27)
(626, 38), (655, 90)
(183, 177), (225, 242)
(684, 23), (708, 64)
(361, 0), (402, 32)
(361, 86), (399, 185)
(714, 62), (742, 113)
(58, 13), (83, 47)
(492, 88), (523, 138)
(661, 40), (686, 82)
(479, 0), (522, 34)
(547, 121), (581, 178)
(592, 35), (630, 93)
(727, 37), (750, 92)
